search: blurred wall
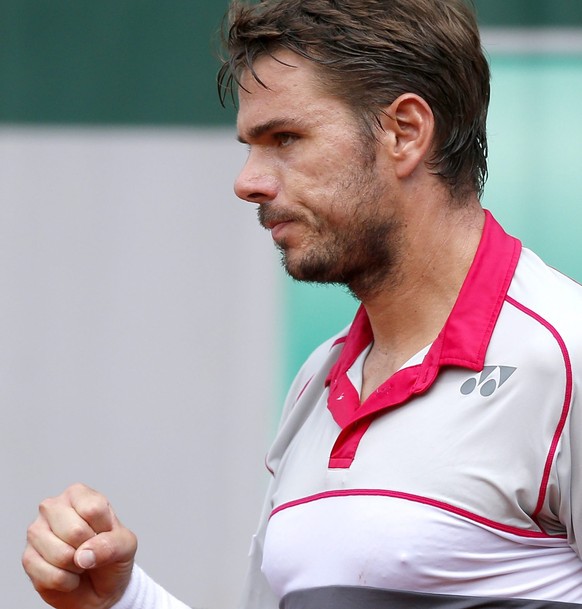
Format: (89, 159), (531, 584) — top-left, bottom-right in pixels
(1, 2), (581, 608)
(1, 3), (280, 608)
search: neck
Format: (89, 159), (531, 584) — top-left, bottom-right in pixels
(355, 198), (485, 392)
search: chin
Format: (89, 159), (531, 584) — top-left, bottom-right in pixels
(280, 243), (346, 283)
(284, 260), (342, 284)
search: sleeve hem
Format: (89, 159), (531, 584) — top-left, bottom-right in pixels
(110, 564), (191, 609)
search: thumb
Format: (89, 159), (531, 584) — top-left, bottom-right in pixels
(72, 530), (136, 604)
(74, 528), (137, 572)
(76, 547), (97, 570)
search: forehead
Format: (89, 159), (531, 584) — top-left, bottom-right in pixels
(236, 50), (342, 136)
(238, 49), (320, 101)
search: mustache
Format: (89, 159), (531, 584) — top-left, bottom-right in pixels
(257, 203), (306, 229)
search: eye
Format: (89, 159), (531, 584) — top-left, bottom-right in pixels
(275, 132), (299, 147)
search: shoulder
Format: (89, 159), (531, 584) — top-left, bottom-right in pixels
(265, 324), (352, 476)
(509, 248), (582, 333)
(283, 324), (351, 412)
(506, 247), (582, 372)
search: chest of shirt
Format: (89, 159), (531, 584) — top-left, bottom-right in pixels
(267, 306), (569, 532)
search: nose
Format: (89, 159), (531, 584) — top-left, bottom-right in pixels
(234, 151), (278, 204)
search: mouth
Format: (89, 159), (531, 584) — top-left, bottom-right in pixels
(262, 218), (289, 230)
(268, 220), (293, 242)
(260, 211), (295, 230)
(258, 205), (298, 241)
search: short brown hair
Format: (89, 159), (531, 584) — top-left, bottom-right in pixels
(218, 0), (490, 198)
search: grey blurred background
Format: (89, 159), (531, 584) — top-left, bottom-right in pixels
(1, 2), (581, 608)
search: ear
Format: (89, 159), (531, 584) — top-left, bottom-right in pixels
(378, 93), (435, 179)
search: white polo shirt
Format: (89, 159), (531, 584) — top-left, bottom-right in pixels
(239, 211), (582, 609)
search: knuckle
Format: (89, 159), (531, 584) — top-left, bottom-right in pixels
(38, 496), (56, 516)
(97, 535), (116, 562)
(21, 547), (34, 574)
(77, 496), (108, 522)
(93, 527), (137, 565)
(69, 482), (91, 495)
(66, 521), (92, 546)
(125, 529), (138, 555)
(129, 528), (138, 549)
(26, 521), (40, 544)
(42, 569), (79, 593)
(26, 519), (49, 550)
(52, 544), (76, 570)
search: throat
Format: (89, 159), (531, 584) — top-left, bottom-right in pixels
(360, 341), (431, 403)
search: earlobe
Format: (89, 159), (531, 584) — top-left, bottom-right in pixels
(379, 93), (435, 179)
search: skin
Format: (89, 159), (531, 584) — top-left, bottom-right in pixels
(237, 61), (401, 297)
(23, 49), (486, 607)
(235, 50), (486, 399)
(22, 483), (136, 609)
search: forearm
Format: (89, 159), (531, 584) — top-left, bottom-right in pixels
(112, 564), (192, 609)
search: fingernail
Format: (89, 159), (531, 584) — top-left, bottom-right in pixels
(77, 549), (96, 569)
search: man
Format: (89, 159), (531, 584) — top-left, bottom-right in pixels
(22, 0), (582, 608)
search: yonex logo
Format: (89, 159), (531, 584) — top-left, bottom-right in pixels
(460, 366), (517, 397)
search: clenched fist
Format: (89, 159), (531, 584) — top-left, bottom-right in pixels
(22, 483), (138, 609)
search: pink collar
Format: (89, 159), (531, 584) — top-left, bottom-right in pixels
(325, 210), (522, 431)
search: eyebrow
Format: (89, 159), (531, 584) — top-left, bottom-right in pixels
(237, 117), (308, 144)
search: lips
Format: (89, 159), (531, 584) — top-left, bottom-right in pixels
(259, 206), (296, 232)
(269, 220), (293, 241)
(259, 211), (294, 230)
(263, 218), (289, 230)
